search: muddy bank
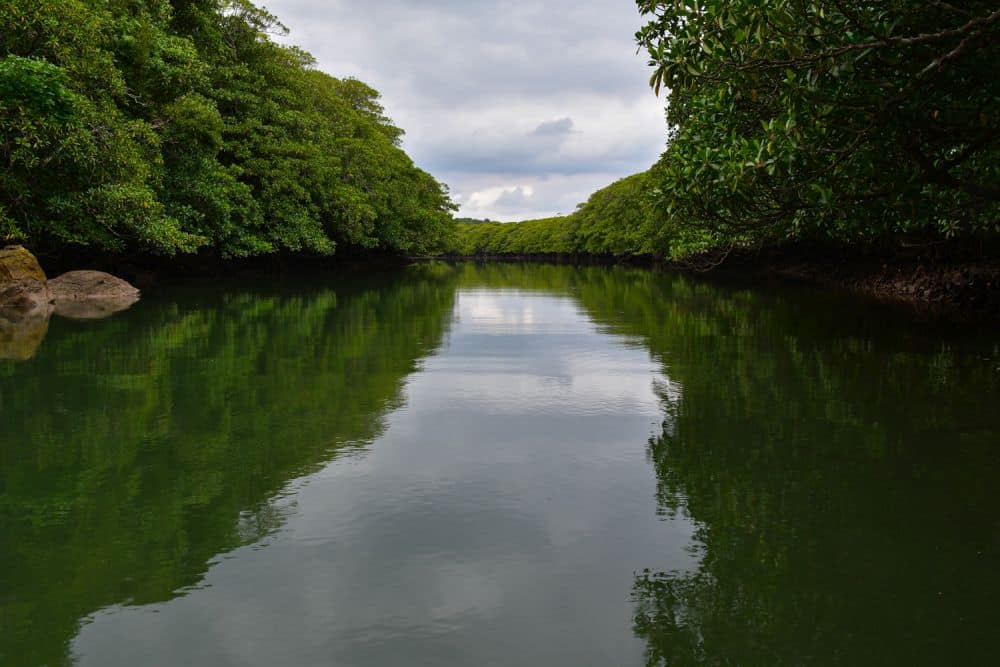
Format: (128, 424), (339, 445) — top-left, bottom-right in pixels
(690, 243), (1000, 321)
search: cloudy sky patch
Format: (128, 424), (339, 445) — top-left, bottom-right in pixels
(265, 0), (666, 220)
(533, 117), (575, 137)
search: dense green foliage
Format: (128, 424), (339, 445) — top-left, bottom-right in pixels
(639, 0), (1000, 256)
(448, 172), (659, 257)
(450, 216), (574, 256)
(453, 217), (497, 225)
(0, 0), (454, 258)
(8, 1), (994, 263)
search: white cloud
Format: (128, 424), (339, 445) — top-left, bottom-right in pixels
(465, 185), (534, 214)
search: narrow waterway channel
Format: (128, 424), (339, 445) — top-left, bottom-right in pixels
(2, 263), (998, 666)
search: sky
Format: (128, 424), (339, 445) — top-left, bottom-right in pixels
(264, 0), (667, 221)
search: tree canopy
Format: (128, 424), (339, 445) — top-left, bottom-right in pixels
(4, 1), (995, 264)
(640, 0), (1000, 255)
(0, 0), (455, 258)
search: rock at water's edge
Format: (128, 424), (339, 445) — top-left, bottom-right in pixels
(0, 245), (52, 313)
(49, 270), (141, 320)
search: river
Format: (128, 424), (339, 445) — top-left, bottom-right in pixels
(2, 262), (998, 666)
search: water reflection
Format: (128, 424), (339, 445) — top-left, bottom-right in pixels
(0, 266), (459, 666)
(68, 276), (682, 667)
(1, 262), (998, 666)
(590, 271), (1000, 666)
(0, 281), (141, 360)
(0, 308), (50, 360)
(433, 262), (1000, 664)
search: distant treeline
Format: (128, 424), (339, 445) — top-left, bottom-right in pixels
(448, 172), (659, 257)
(0, 0), (454, 259)
(453, 1), (999, 261)
(453, 218), (496, 226)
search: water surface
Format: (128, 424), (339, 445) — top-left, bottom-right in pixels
(2, 263), (998, 666)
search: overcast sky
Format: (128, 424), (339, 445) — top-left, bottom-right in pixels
(264, 0), (666, 221)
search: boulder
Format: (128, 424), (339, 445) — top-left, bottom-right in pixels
(49, 270), (141, 320)
(0, 245), (52, 313)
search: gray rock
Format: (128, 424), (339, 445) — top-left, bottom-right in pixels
(49, 270), (140, 320)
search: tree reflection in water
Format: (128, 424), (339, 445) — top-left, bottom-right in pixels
(605, 272), (1000, 666)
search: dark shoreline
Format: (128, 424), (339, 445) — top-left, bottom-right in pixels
(29, 242), (1000, 322)
(433, 243), (1000, 322)
(705, 245), (1000, 322)
(32, 248), (415, 289)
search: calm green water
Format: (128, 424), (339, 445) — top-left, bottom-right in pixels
(2, 263), (999, 666)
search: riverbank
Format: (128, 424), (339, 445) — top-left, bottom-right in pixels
(28, 241), (1000, 321)
(436, 242), (1000, 321)
(696, 244), (1000, 321)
